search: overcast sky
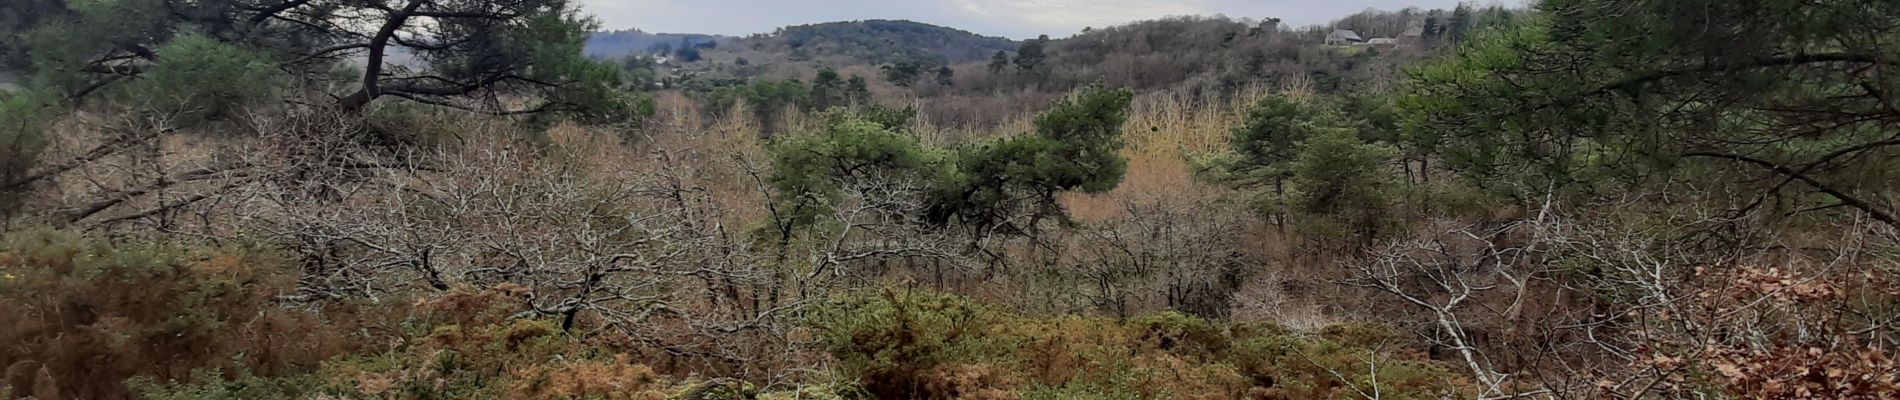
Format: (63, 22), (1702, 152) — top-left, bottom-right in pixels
(578, 0), (1495, 39)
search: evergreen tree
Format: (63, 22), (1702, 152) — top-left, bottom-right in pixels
(1447, 3), (1474, 44)
(812, 68), (845, 109)
(929, 86), (1134, 231)
(1287, 128), (1400, 244)
(935, 66), (955, 86)
(1402, 0), (1900, 226)
(1216, 97), (1337, 195)
(881, 61), (926, 87)
(988, 50), (1010, 74)
(1014, 35), (1049, 73)
(768, 110), (942, 229)
(674, 38), (704, 62)
(845, 75), (871, 105)
(10, 0), (624, 117)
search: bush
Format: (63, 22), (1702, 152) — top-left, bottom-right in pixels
(0, 229), (354, 399)
(808, 290), (1470, 399)
(807, 290), (1013, 399)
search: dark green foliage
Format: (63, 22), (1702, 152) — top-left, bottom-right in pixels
(11, 0), (619, 121)
(855, 105), (919, 131)
(808, 290), (1004, 399)
(704, 79), (812, 131)
(1400, 0), (1900, 225)
(761, 87), (1134, 236)
(1400, 21), (1602, 195)
(1024, 86), (1135, 194)
(1288, 129), (1401, 243)
(1334, 94), (1403, 145)
(117, 34), (279, 125)
(19, 0), (172, 93)
(845, 75), (871, 105)
(812, 68), (848, 109)
(0, 0), (64, 71)
(619, 55), (661, 90)
(1014, 35), (1049, 73)
(1447, 4), (1473, 44)
(130, 368), (319, 400)
(810, 291), (1469, 399)
(674, 39), (708, 62)
(935, 66), (955, 86)
(988, 50), (1010, 73)
(932, 136), (1069, 229)
(486, 7), (647, 124)
(929, 87), (1133, 231)
(1211, 97), (1334, 191)
(1421, 16), (1445, 45)
(1204, 96), (1402, 244)
(881, 61), (928, 87)
(767, 109), (943, 229)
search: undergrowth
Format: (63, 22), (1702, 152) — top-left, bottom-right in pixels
(2, 230), (1465, 399)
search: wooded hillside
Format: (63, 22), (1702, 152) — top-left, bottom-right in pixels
(1, 1), (1895, 399)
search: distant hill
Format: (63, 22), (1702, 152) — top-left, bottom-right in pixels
(586, 30), (726, 59)
(732, 20), (1017, 65)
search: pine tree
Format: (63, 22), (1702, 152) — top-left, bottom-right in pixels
(935, 66), (955, 86)
(1014, 35), (1049, 73)
(988, 51), (1009, 74)
(845, 75), (871, 105)
(1447, 3), (1474, 44)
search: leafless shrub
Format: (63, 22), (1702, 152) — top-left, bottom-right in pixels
(1049, 191), (1252, 319)
(1351, 196), (1900, 399)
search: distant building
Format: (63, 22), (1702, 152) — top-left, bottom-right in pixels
(1367, 38), (1400, 48)
(1401, 25), (1426, 46)
(1325, 29), (1365, 46)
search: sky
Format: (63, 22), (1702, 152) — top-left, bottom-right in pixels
(578, 0), (1487, 39)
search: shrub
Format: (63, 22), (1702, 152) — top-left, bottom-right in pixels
(129, 368), (319, 400)
(809, 290), (1470, 399)
(0, 229), (354, 399)
(807, 290), (1014, 399)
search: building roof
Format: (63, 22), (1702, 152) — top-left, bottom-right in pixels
(1403, 26), (1425, 37)
(1328, 29), (1364, 42)
(1367, 38), (1399, 45)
